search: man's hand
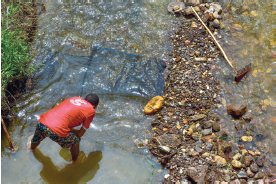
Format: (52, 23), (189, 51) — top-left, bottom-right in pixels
(70, 127), (86, 138)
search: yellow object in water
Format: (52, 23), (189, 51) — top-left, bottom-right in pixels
(144, 96), (164, 115)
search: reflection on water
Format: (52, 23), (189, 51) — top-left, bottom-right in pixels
(33, 149), (102, 183)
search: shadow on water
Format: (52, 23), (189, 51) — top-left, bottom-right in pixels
(33, 148), (102, 183)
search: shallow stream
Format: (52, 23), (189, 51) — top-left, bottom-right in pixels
(1, 1), (274, 183)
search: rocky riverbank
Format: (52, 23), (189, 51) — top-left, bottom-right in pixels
(146, 2), (274, 183)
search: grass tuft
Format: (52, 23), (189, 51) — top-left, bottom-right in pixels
(1, 3), (36, 96)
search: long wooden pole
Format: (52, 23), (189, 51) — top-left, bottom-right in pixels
(1, 116), (15, 152)
(190, 6), (237, 72)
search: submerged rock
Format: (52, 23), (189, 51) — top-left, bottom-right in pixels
(144, 96), (164, 115)
(227, 104), (247, 117)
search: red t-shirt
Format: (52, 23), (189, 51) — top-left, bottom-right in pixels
(39, 97), (96, 137)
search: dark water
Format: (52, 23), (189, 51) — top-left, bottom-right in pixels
(1, 1), (274, 183)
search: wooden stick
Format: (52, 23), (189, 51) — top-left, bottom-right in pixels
(1, 116), (15, 152)
(191, 6), (237, 72)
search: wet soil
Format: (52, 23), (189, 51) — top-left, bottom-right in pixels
(147, 4), (275, 183)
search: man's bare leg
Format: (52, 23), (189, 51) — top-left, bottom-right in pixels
(70, 143), (79, 162)
(31, 140), (40, 150)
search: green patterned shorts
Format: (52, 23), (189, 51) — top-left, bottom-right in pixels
(32, 123), (80, 148)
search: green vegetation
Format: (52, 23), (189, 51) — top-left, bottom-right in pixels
(1, 4), (35, 96)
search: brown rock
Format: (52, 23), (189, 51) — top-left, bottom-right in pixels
(187, 165), (208, 183)
(247, 167), (254, 177)
(227, 104), (247, 117)
(242, 112), (253, 121)
(244, 155), (253, 167)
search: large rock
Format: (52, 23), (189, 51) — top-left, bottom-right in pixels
(227, 104), (247, 117)
(144, 96), (164, 115)
(187, 165), (208, 183)
(167, 2), (185, 15)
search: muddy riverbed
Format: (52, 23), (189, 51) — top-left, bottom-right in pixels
(1, 1), (275, 183)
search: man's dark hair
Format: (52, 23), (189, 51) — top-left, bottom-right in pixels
(85, 93), (99, 107)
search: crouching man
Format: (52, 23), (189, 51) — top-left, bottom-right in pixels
(30, 93), (99, 162)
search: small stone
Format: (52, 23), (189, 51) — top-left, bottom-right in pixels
(175, 57), (181, 62)
(237, 171), (248, 179)
(233, 24), (243, 31)
(188, 150), (199, 157)
(232, 160), (242, 168)
(212, 122), (221, 132)
(213, 19), (220, 28)
(202, 121), (212, 129)
(256, 156), (265, 167)
(240, 155), (245, 164)
(191, 22), (197, 28)
(242, 112), (253, 121)
(244, 156), (253, 167)
(227, 104), (247, 117)
(213, 155), (227, 167)
(248, 150), (255, 155)
(247, 167), (254, 177)
(254, 172), (264, 179)
(195, 51), (200, 57)
(185, 7), (193, 16)
(191, 132), (201, 141)
(250, 11), (258, 17)
(173, 5), (180, 11)
(255, 150), (261, 155)
(202, 152), (210, 158)
(194, 57), (207, 62)
(233, 153), (242, 161)
(241, 136), (253, 142)
(144, 96), (164, 115)
(202, 128), (212, 136)
(193, 6), (200, 12)
(250, 163), (259, 173)
(158, 146), (170, 153)
(240, 149), (248, 155)
(205, 141), (213, 151)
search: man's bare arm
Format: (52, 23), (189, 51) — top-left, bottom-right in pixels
(71, 127), (86, 138)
